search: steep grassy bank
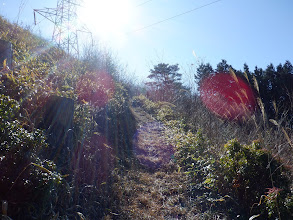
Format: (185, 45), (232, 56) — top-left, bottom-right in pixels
(0, 16), (136, 219)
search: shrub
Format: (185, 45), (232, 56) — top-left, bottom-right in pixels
(0, 94), (62, 218)
(156, 104), (175, 122)
(95, 83), (136, 166)
(171, 123), (293, 219)
(215, 139), (292, 219)
(131, 94), (160, 115)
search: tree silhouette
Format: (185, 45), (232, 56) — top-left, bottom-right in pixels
(216, 59), (231, 72)
(146, 63), (182, 102)
(194, 62), (213, 84)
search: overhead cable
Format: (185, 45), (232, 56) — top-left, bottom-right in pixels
(129, 0), (222, 33)
(136, 0), (154, 7)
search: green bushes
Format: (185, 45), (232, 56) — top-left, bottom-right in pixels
(0, 16), (137, 218)
(157, 104), (175, 122)
(131, 94), (160, 114)
(216, 139), (293, 219)
(175, 130), (216, 191)
(173, 130), (293, 219)
(0, 94), (62, 218)
(95, 83), (136, 166)
(132, 94), (177, 122)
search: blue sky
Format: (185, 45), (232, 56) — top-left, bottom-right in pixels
(1, 0), (293, 84)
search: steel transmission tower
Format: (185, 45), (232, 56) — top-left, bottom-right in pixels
(34, 0), (92, 57)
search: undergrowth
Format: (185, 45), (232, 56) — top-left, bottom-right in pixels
(134, 94), (293, 219)
(0, 16), (136, 219)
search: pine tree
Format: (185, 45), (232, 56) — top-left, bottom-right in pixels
(146, 63), (182, 102)
(216, 59), (231, 72)
(194, 63), (213, 84)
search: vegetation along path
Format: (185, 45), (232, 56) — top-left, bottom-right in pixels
(111, 106), (199, 220)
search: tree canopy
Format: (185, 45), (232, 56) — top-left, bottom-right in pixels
(146, 63), (182, 102)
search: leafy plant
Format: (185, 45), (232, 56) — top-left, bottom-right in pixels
(214, 139), (292, 219)
(169, 119), (293, 219)
(156, 104), (175, 122)
(132, 94), (160, 115)
(0, 94), (62, 218)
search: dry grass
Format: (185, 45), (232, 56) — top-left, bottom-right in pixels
(177, 94), (293, 168)
(106, 106), (206, 219)
(111, 167), (200, 220)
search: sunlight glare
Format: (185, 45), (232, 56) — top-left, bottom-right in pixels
(78, 0), (134, 46)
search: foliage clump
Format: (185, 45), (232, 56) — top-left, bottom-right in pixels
(95, 83), (136, 166)
(216, 139), (293, 219)
(0, 15), (137, 219)
(132, 94), (177, 123)
(156, 104), (175, 122)
(173, 127), (293, 219)
(131, 94), (160, 115)
(0, 94), (62, 218)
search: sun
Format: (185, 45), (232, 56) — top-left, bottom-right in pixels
(78, 0), (134, 45)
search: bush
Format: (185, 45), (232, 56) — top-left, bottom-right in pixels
(95, 83), (136, 166)
(171, 123), (293, 219)
(156, 104), (176, 122)
(131, 94), (160, 115)
(0, 94), (62, 218)
(215, 139), (292, 219)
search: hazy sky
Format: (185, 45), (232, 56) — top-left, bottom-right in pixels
(1, 0), (293, 83)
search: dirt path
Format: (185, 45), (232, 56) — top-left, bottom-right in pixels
(110, 107), (198, 219)
(132, 108), (174, 170)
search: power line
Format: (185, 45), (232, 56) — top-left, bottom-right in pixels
(129, 0), (222, 33)
(136, 0), (154, 7)
(15, 0), (29, 24)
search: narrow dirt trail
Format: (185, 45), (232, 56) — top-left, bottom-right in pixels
(111, 107), (198, 219)
(132, 107), (174, 170)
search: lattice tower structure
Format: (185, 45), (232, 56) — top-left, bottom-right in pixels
(34, 0), (84, 57)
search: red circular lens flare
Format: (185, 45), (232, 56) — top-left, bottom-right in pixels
(199, 73), (256, 121)
(76, 71), (115, 107)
